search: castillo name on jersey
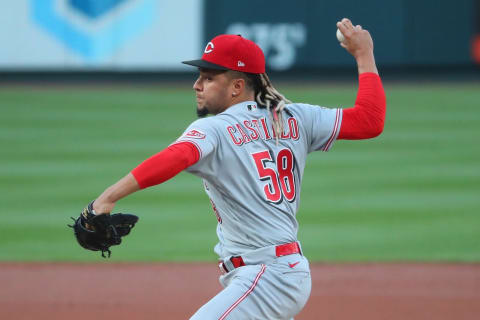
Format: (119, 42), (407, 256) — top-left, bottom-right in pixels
(226, 117), (299, 146)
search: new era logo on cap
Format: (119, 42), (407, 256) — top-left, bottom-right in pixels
(182, 34), (265, 74)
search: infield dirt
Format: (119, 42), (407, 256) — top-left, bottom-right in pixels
(1, 263), (478, 319)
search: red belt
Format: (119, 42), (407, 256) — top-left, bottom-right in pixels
(219, 242), (301, 273)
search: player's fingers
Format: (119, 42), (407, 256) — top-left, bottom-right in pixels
(341, 18), (354, 29)
(337, 21), (350, 37)
(337, 18), (355, 39)
(355, 25), (362, 30)
(337, 19), (352, 29)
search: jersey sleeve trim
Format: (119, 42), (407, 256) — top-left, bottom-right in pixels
(321, 108), (342, 151)
(172, 139), (203, 159)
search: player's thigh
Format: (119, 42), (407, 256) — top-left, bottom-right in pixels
(226, 262), (311, 320)
(190, 263), (310, 320)
(189, 272), (256, 320)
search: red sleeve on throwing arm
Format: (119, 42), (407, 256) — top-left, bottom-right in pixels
(338, 72), (386, 140)
(131, 142), (200, 189)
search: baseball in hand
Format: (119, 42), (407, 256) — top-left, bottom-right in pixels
(336, 28), (345, 42)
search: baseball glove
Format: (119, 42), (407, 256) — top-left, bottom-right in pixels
(68, 201), (139, 258)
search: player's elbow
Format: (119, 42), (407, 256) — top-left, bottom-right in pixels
(367, 122), (384, 138)
(368, 98), (386, 138)
(364, 109), (385, 138)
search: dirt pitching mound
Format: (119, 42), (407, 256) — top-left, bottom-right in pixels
(1, 262), (478, 319)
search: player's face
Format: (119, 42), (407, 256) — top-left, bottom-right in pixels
(193, 69), (233, 117)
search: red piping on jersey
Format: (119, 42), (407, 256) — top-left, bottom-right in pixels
(338, 72), (386, 140)
(322, 108), (341, 151)
(218, 264), (266, 320)
(131, 141), (200, 189)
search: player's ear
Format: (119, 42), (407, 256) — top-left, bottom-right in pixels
(232, 78), (245, 96)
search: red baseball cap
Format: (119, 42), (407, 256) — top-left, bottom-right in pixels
(182, 34), (265, 74)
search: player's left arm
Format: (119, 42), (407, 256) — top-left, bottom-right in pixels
(92, 142), (200, 214)
(336, 18), (386, 140)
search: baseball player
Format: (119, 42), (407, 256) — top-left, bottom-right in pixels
(90, 18), (386, 319)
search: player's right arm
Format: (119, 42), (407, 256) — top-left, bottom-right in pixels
(336, 18), (386, 140)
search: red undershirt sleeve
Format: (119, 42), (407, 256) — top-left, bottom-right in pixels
(338, 72), (386, 140)
(131, 141), (200, 189)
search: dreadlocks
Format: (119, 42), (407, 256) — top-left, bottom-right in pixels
(228, 71), (291, 143)
(253, 73), (291, 143)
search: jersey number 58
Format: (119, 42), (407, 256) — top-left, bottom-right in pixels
(252, 149), (296, 203)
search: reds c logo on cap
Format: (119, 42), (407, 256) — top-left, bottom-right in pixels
(204, 42), (214, 54)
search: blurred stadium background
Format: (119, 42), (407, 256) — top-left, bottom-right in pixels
(0, 0), (479, 263)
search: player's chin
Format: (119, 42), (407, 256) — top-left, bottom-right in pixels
(196, 105), (209, 118)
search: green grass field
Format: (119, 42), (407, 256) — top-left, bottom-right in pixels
(1, 81), (479, 262)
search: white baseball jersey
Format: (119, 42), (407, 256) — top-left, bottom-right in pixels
(176, 101), (342, 259)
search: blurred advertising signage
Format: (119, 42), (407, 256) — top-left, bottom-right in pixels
(30, 0), (155, 62)
(0, 1), (201, 69)
(226, 23), (307, 71)
(203, 0), (313, 72)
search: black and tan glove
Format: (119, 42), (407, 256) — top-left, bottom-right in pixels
(69, 201), (139, 258)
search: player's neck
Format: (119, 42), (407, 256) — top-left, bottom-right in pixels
(227, 92), (255, 109)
